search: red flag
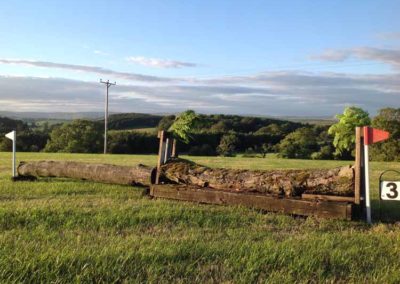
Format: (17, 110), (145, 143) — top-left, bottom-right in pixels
(363, 127), (390, 145)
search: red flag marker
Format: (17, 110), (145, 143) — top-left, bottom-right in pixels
(362, 126), (390, 224)
(363, 127), (390, 145)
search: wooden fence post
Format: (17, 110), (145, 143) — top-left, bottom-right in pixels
(171, 139), (177, 158)
(164, 138), (170, 163)
(156, 131), (165, 184)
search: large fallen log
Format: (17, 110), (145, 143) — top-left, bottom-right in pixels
(17, 161), (153, 186)
(17, 159), (355, 198)
(159, 159), (354, 197)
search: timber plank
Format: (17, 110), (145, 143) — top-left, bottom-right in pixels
(150, 184), (352, 220)
(301, 193), (355, 202)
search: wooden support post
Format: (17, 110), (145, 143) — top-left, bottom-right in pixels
(167, 138), (173, 160)
(156, 131), (165, 184)
(171, 139), (177, 158)
(354, 127), (364, 205)
(164, 138), (170, 163)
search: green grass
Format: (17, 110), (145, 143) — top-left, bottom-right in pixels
(1, 152), (400, 283)
(109, 127), (157, 134)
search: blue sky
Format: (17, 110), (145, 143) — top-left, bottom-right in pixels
(0, 0), (399, 116)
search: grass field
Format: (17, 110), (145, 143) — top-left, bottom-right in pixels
(1, 152), (400, 283)
(109, 128), (157, 134)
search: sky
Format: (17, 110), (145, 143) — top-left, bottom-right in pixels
(0, 0), (399, 116)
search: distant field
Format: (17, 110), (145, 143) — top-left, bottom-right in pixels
(1, 152), (400, 282)
(109, 127), (157, 134)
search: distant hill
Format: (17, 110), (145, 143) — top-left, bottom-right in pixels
(0, 111), (334, 133)
(100, 113), (163, 130)
(279, 116), (336, 126)
(0, 111), (105, 120)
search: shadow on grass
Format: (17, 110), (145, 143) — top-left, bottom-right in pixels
(371, 199), (400, 223)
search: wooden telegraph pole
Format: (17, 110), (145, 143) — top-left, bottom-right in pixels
(100, 79), (116, 154)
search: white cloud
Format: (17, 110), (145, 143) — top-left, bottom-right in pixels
(310, 49), (350, 62)
(0, 54), (399, 116)
(126, 56), (197, 69)
(0, 71), (399, 116)
(93, 50), (109, 56)
(0, 58), (173, 82)
(311, 47), (400, 69)
(376, 32), (400, 41)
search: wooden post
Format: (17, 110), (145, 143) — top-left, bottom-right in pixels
(171, 139), (177, 158)
(164, 138), (170, 163)
(167, 138), (173, 160)
(156, 131), (165, 184)
(354, 127), (364, 205)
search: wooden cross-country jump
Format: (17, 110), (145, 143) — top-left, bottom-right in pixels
(150, 128), (366, 220)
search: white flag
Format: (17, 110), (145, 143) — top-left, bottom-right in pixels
(5, 131), (15, 141)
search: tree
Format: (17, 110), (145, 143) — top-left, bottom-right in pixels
(255, 123), (283, 136)
(328, 107), (370, 158)
(259, 143), (272, 158)
(169, 110), (200, 143)
(217, 133), (239, 156)
(278, 127), (318, 159)
(209, 120), (233, 133)
(44, 120), (103, 153)
(0, 116), (29, 134)
(370, 108), (400, 161)
(157, 115), (175, 131)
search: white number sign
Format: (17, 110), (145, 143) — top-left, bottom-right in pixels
(381, 181), (400, 201)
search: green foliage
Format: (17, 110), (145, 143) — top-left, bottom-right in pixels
(217, 133), (239, 156)
(157, 115), (175, 131)
(277, 125), (334, 160)
(328, 107), (371, 157)
(209, 120), (233, 133)
(108, 131), (158, 154)
(0, 117), (49, 152)
(106, 113), (162, 130)
(278, 127), (319, 159)
(44, 120), (103, 153)
(255, 123), (283, 136)
(0, 116), (29, 134)
(371, 108), (400, 161)
(311, 145), (333, 160)
(169, 110), (200, 143)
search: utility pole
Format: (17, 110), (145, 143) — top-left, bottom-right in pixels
(100, 79), (116, 154)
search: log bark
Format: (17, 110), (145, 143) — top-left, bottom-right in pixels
(17, 159), (355, 198)
(159, 159), (354, 197)
(17, 161), (153, 186)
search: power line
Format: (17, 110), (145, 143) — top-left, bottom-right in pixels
(100, 79), (116, 154)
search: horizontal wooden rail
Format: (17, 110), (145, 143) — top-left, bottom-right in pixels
(301, 194), (355, 203)
(150, 184), (353, 220)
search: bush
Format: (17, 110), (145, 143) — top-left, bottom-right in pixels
(370, 108), (400, 161)
(44, 120), (103, 153)
(328, 106), (370, 158)
(278, 127), (319, 159)
(217, 134), (239, 157)
(311, 146), (333, 160)
(108, 132), (158, 154)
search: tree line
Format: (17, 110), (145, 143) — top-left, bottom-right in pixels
(0, 107), (399, 161)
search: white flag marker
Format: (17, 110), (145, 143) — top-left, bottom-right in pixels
(5, 130), (16, 177)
